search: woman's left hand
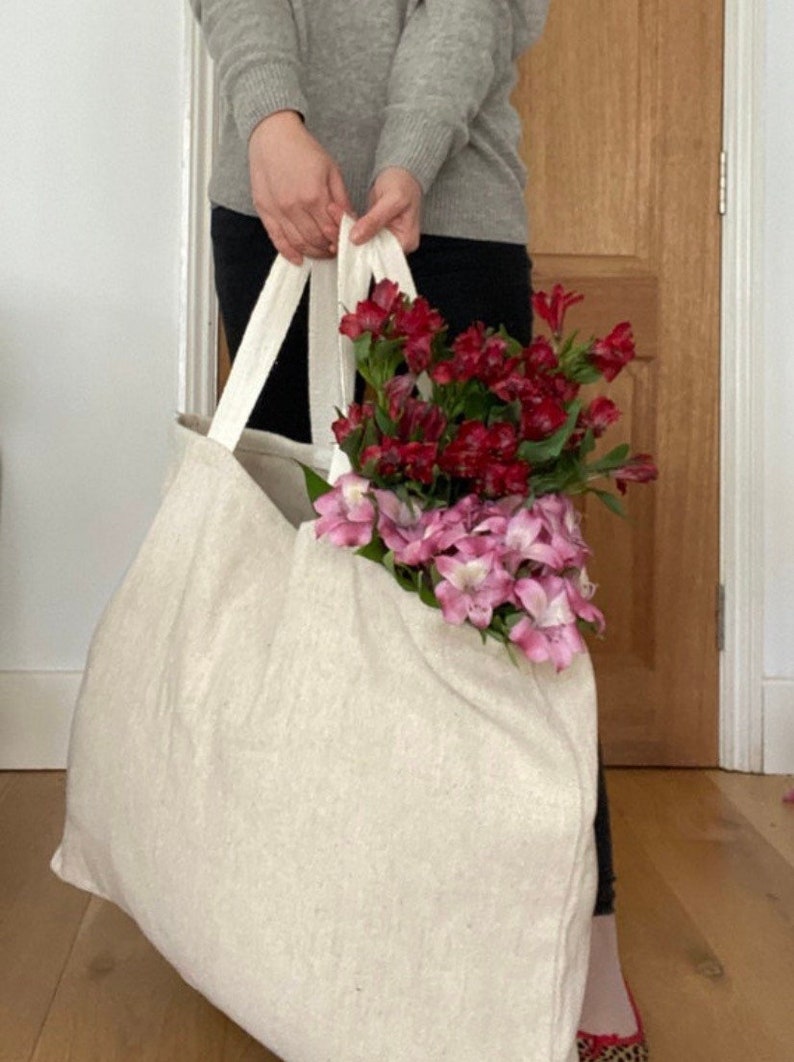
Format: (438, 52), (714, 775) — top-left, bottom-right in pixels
(346, 167), (422, 252)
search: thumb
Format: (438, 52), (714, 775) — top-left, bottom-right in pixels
(350, 194), (398, 245)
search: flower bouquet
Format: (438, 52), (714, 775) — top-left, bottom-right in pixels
(305, 281), (657, 671)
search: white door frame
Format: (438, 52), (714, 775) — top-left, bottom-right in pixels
(179, 2), (768, 772)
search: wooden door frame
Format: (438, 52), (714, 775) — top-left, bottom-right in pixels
(178, 0), (767, 771)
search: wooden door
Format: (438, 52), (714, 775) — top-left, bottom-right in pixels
(515, 1), (723, 765)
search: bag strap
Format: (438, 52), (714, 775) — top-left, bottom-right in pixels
(207, 217), (416, 455)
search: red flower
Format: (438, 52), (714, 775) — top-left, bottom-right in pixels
(524, 336), (558, 373)
(581, 396), (621, 437)
(438, 421), (524, 496)
(478, 335), (511, 385)
(384, 373), (417, 418)
(590, 322), (636, 382)
(339, 299), (390, 340)
(332, 401), (374, 444)
(613, 453), (658, 494)
(532, 284), (584, 336)
(486, 422), (519, 461)
(394, 297), (445, 374)
(520, 397), (568, 441)
(361, 439), (404, 479)
(398, 441), (438, 485)
(475, 460), (531, 498)
(490, 369), (542, 404)
(371, 278), (402, 314)
(439, 422), (490, 479)
(360, 438), (437, 485)
(398, 398), (447, 443)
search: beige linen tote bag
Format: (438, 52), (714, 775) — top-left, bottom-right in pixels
(52, 222), (598, 1062)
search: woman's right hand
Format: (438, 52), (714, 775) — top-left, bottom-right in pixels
(248, 110), (354, 265)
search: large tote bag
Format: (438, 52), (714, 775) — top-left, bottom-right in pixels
(52, 222), (598, 1062)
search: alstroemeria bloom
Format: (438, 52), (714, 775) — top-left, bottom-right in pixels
(510, 575), (585, 670)
(503, 508), (566, 572)
(532, 494), (590, 569)
(613, 453), (658, 494)
(590, 321), (636, 381)
(375, 491), (449, 566)
(314, 474), (376, 547)
(567, 569), (606, 633)
(434, 550), (514, 629)
(532, 284), (584, 337)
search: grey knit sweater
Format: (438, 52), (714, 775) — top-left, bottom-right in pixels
(189, 0), (549, 244)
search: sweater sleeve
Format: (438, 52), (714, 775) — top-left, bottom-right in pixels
(373, 0), (549, 192)
(188, 0), (307, 142)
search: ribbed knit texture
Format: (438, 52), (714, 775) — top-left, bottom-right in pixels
(189, 0), (549, 244)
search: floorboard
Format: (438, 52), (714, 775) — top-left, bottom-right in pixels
(0, 772), (91, 1062)
(2, 768), (793, 1061)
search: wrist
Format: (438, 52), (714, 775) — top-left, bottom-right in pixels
(250, 109), (304, 143)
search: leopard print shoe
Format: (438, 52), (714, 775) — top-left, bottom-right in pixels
(576, 984), (649, 1061)
(576, 1033), (649, 1061)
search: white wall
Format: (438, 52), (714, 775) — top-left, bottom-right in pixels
(0, 4), (186, 764)
(762, 0), (794, 772)
(1, 2), (792, 772)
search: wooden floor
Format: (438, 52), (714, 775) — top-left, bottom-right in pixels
(1, 769), (793, 1061)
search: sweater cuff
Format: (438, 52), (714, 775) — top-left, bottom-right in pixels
(372, 109), (459, 193)
(231, 63), (308, 143)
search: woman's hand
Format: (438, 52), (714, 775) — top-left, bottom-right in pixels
(248, 110), (354, 264)
(348, 167), (422, 252)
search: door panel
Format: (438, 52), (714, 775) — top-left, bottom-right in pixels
(515, 0), (723, 765)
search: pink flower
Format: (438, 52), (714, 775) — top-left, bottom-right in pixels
(434, 549), (514, 629)
(567, 569), (605, 633)
(503, 509), (566, 571)
(375, 491), (448, 566)
(510, 575), (585, 670)
(532, 494), (590, 569)
(314, 474), (376, 547)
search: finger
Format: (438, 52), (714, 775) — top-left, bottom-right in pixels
(264, 216), (304, 266)
(281, 213), (329, 260)
(293, 205), (335, 257)
(327, 168), (355, 222)
(350, 195), (403, 245)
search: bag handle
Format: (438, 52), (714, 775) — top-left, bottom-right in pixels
(207, 217), (416, 455)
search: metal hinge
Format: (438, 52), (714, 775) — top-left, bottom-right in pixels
(717, 583), (726, 652)
(718, 150), (728, 216)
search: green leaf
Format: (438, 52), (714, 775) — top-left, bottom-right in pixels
(587, 443), (631, 473)
(579, 427), (596, 458)
(301, 464), (333, 504)
(355, 537), (388, 564)
(592, 489), (626, 518)
(418, 576), (441, 610)
(374, 405), (397, 436)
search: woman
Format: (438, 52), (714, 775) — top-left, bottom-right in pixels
(190, 2), (646, 1057)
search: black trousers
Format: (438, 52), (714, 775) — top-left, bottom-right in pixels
(211, 205), (617, 915)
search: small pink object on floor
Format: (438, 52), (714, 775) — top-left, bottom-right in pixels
(782, 787), (794, 804)
(577, 985), (649, 1061)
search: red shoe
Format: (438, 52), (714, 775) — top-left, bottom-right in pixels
(576, 985), (649, 1061)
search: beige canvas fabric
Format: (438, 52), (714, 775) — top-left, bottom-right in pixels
(52, 224), (597, 1062)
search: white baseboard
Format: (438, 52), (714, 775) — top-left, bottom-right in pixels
(763, 680), (794, 774)
(0, 671), (81, 769)
(2, 669), (792, 774)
